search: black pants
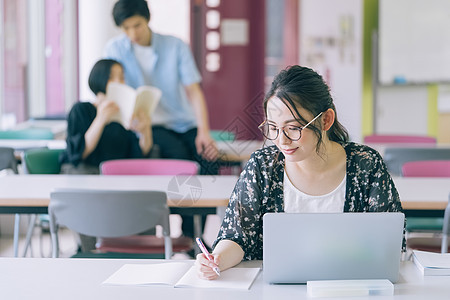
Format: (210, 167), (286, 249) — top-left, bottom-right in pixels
(152, 126), (218, 238)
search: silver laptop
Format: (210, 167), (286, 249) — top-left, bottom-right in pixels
(263, 212), (404, 284)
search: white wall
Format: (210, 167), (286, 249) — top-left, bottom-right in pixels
(299, 0), (363, 142)
(375, 85), (428, 134)
(78, 0), (120, 101)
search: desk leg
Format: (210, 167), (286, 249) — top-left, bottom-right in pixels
(193, 215), (202, 255)
(13, 214), (20, 257)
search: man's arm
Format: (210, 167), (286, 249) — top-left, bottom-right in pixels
(185, 83), (218, 161)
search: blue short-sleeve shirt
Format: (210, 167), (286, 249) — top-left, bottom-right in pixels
(104, 31), (201, 133)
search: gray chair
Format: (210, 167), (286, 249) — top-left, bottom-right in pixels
(0, 147), (18, 174)
(383, 147), (450, 176)
(48, 189), (173, 259)
(407, 194), (450, 253)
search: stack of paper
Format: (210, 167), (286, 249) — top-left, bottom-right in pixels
(412, 250), (450, 276)
(102, 262), (261, 290)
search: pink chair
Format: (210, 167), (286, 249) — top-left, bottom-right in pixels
(97, 159), (199, 258)
(402, 160), (450, 253)
(364, 134), (436, 144)
(100, 158), (199, 175)
(402, 160), (450, 177)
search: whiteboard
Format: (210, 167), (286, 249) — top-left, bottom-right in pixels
(379, 0), (450, 84)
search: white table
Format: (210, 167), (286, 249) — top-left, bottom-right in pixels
(0, 139), (66, 151)
(0, 258), (449, 299)
(393, 177), (450, 211)
(14, 119), (68, 139)
(0, 174), (238, 257)
(2, 175), (449, 257)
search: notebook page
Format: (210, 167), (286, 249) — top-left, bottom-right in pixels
(175, 266), (261, 290)
(106, 82), (136, 128)
(102, 262), (191, 286)
(135, 86), (162, 116)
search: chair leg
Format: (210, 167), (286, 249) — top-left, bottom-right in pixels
(164, 235), (173, 259)
(13, 214), (20, 257)
(442, 235), (448, 253)
(22, 214), (37, 257)
(193, 215), (202, 256)
(49, 215), (59, 258)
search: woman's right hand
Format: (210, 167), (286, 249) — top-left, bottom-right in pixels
(195, 252), (221, 280)
(96, 97), (119, 125)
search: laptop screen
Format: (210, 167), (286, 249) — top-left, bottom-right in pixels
(263, 212), (404, 284)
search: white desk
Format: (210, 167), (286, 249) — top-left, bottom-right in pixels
(1, 175), (448, 257)
(0, 259), (449, 299)
(14, 119), (68, 139)
(3, 175), (444, 211)
(0, 174), (238, 257)
(0, 139), (66, 151)
(0, 174), (237, 209)
(393, 177), (450, 211)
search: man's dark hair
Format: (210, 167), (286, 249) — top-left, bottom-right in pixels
(88, 59), (122, 95)
(112, 0), (150, 27)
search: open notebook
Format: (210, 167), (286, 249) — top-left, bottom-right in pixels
(102, 262), (260, 290)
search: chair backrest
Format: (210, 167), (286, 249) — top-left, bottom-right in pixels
(384, 147), (450, 176)
(442, 196), (450, 253)
(402, 160), (450, 177)
(401, 160), (450, 253)
(0, 147), (18, 174)
(0, 128), (54, 140)
(364, 134), (436, 144)
(23, 148), (64, 174)
(100, 158), (199, 175)
(49, 189), (170, 238)
(210, 130), (235, 142)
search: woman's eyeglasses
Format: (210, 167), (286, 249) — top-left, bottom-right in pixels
(258, 112), (323, 141)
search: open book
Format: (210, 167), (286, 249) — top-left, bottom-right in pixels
(102, 262), (260, 290)
(413, 250), (450, 276)
(106, 82), (162, 128)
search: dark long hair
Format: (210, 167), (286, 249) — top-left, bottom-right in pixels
(263, 65), (349, 153)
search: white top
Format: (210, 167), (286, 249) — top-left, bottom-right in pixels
(283, 171), (346, 213)
(133, 44), (167, 126)
(133, 44), (156, 81)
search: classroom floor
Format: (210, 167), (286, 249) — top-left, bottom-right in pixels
(0, 214), (222, 258)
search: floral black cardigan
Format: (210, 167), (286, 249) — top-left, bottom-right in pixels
(213, 142), (404, 260)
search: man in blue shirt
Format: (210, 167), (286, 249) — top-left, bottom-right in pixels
(104, 0), (218, 242)
(104, 0), (218, 175)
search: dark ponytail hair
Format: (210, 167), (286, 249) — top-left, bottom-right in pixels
(263, 65), (349, 153)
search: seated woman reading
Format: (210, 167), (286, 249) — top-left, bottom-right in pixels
(61, 59), (152, 173)
(196, 65), (404, 280)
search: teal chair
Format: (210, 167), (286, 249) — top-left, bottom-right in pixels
(23, 148), (64, 174)
(22, 148), (64, 257)
(0, 128), (54, 140)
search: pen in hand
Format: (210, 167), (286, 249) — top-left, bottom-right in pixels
(196, 237), (220, 276)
